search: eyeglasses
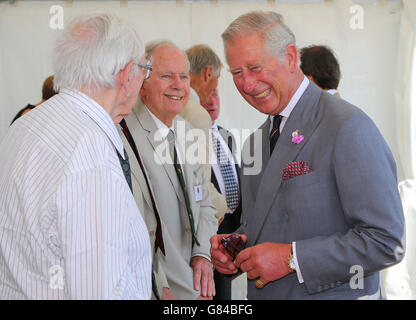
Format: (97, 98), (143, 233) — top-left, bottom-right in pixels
(135, 61), (152, 80)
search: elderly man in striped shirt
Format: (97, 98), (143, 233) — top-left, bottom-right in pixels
(0, 13), (153, 299)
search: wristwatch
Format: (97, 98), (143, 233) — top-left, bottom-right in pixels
(288, 252), (296, 273)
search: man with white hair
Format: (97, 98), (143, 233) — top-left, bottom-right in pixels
(211, 11), (404, 299)
(0, 13), (152, 299)
(124, 40), (218, 299)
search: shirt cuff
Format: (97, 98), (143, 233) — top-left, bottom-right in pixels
(191, 253), (211, 263)
(292, 241), (304, 283)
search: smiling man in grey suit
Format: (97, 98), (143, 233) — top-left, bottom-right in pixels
(125, 40), (218, 299)
(210, 11), (405, 299)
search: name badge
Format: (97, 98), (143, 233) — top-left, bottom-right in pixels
(194, 185), (203, 202)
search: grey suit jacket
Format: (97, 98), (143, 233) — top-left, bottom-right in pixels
(239, 82), (405, 299)
(125, 101), (218, 299)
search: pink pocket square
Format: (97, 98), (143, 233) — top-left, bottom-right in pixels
(282, 160), (312, 180)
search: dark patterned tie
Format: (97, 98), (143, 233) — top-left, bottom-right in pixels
(167, 130), (200, 247)
(270, 115), (283, 155)
(117, 148), (132, 192)
(119, 119), (163, 300)
(212, 132), (239, 212)
(119, 119), (165, 256)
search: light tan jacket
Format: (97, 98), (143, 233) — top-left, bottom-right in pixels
(125, 101), (218, 299)
(180, 93), (227, 219)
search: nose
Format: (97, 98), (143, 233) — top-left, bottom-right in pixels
(171, 74), (183, 89)
(241, 72), (257, 94)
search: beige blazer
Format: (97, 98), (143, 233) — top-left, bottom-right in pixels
(118, 127), (168, 299)
(125, 101), (218, 299)
(180, 94), (227, 219)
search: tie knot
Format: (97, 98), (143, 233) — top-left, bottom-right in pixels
(120, 118), (128, 130)
(270, 115), (282, 140)
(167, 129), (175, 145)
(272, 115), (282, 131)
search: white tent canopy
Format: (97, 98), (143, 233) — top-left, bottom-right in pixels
(0, 0), (414, 299)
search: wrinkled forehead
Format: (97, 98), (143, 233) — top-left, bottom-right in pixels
(152, 45), (190, 73)
(225, 34), (269, 68)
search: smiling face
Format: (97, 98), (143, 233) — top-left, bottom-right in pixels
(225, 32), (299, 116)
(140, 45), (190, 126)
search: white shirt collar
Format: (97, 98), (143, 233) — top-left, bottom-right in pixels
(60, 87), (125, 158)
(270, 76), (309, 126)
(327, 89), (338, 95)
(145, 105), (174, 140)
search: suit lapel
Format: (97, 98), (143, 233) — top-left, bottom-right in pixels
(247, 83), (324, 245)
(175, 117), (202, 227)
(118, 126), (153, 210)
(136, 104), (186, 207)
(243, 119), (269, 202)
(131, 157), (153, 209)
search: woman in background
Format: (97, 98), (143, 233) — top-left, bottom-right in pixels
(10, 75), (58, 125)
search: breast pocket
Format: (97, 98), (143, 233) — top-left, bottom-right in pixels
(281, 170), (320, 188)
(279, 169), (338, 238)
(280, 170), (322, 218)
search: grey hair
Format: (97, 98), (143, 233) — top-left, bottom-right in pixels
(222, 11), (296, 63)
(144, 39), (190, 70)
(52, 13), (144, 92)
(186, 44), (223, 75)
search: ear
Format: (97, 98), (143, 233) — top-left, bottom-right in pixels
(203, 65), (214, 82)
(119, 61), (135, 96)
(139, 83), (146, 101)
(286, 44), (299, 73)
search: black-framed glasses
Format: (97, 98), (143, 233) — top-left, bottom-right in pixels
(136, 61), (152, 80)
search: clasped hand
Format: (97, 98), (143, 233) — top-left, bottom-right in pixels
(210, 234), (293, 288)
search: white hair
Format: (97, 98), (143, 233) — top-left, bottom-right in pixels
(144, 39), (190, 70)
(53, 13), (144, 92)
(222, 11), (296, 63)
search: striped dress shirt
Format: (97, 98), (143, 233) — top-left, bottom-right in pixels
(0, 88), (152, 300)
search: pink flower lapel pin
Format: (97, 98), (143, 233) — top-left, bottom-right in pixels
(291, 129), (304, 144)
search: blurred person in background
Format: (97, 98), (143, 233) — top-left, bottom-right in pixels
(10, 75), (58, 125)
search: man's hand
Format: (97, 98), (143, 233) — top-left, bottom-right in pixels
(210, 233), (247, 274)
(190, 256), (215, 299)
(161, 287), (177, 300)
(235, 242), (293, 289)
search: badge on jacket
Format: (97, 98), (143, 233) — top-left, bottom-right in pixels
(194, 185), (202, 202)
